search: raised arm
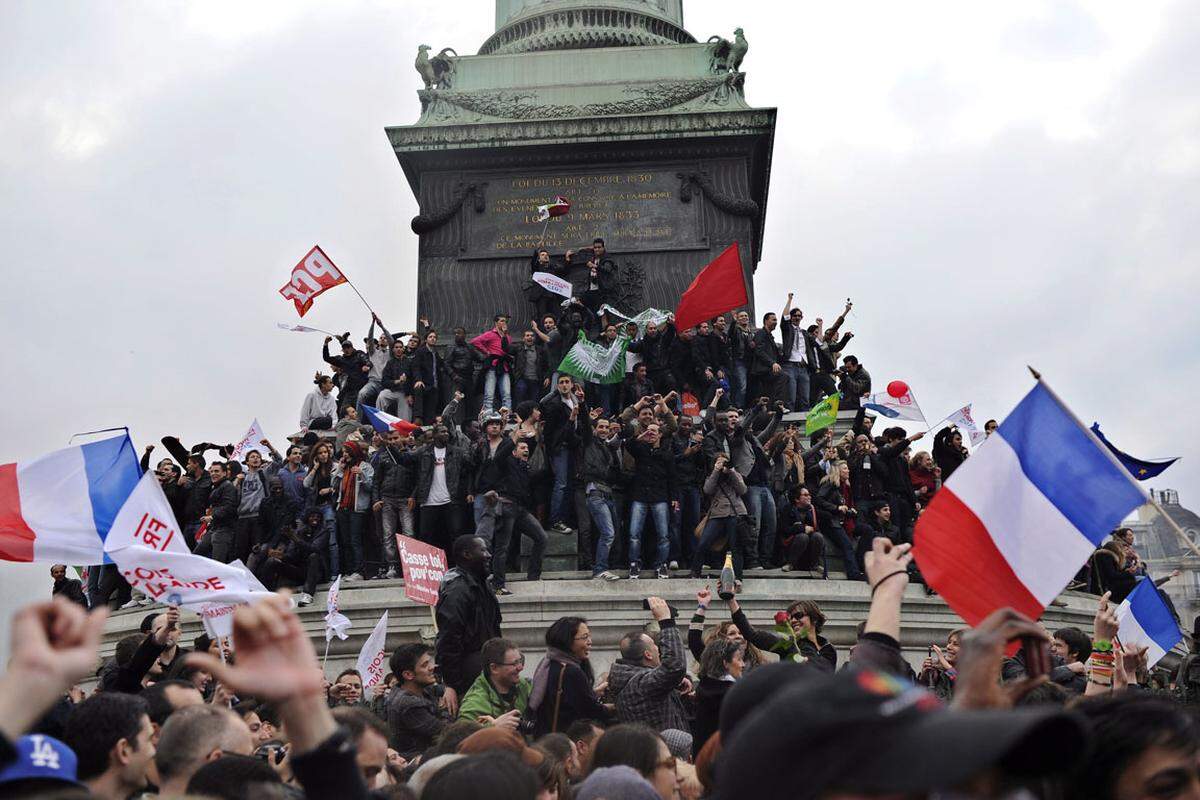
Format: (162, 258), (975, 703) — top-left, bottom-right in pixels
(782, 291), (794, 320)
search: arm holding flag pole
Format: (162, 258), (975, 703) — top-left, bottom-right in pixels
(1026, 366), (1200, 561)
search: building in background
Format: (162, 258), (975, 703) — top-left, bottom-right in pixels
(1129, 489), (1200, 628)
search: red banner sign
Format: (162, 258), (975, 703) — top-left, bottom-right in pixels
(278, 245), (347, 317)
(395, 535), (447, 606)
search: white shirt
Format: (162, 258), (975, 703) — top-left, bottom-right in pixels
(788, 328), (807, 365)
(426, 447), (450, 506)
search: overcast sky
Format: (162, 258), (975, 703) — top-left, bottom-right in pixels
(2, 0), (1197, 639)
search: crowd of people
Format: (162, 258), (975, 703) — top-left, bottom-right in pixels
(82, 247), (1007, 609)
(12, 533), (1200, 799)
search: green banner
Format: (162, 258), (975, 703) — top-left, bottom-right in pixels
(805, 393), (841, 436)
(556, 332), (631, 385)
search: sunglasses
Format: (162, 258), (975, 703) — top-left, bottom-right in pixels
(789, 612), (807, 622)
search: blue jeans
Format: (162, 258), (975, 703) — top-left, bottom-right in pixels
(597, 384), (619, 416)
(356, 379), (382, 418)
(319, 505), (339, 576)
(731, 361), (748, 408)
(669, 486), (702, 563)
(628, 501), (670, 571)
(745, 485), (777, 566)
(482, 369), (512, 415)
(825, 522), (864, 580)
(782, 363), (811, 411)
(586, 493), (617, 574)
(336, 509), (366, 577)
(550, 449), (571, 525)
(692, 516), (743, 578)
(514, 377), (541, 408)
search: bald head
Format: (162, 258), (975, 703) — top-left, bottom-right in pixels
(155, 704), (252, 794)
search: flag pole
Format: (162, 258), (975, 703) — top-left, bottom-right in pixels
(322, 636), (332, 671)
(1028, 366), (1200, 561)
(341, 276), (379, 320)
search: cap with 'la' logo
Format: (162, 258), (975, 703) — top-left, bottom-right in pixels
(0, 734), (81, 786)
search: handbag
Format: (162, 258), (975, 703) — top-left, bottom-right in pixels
(550, 662), (567, 732)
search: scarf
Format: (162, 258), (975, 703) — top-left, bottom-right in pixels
(528, 647), (581, 713)
(338, 464), (357, 510)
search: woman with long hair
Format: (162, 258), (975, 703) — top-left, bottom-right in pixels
(589, 724), (680, 800)
(528, 616), (612, 737)
(692, 639), (745, 758)
(932, 427), (968, 479)
(303, 441), (339, 578)
(813, 461), (863, 581)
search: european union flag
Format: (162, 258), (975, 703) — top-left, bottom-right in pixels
(1091, 423), (1178, 481)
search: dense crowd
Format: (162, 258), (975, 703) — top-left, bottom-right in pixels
(83, 243), (996, 609)
(13, 533), (1200, 800)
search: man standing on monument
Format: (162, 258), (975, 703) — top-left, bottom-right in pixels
(750, 312), (786, 406)
(471, 314), (513, 417)
(566, 238), (618, 318)
(730, 310), (755, 408)
(527, 248), (571, 322)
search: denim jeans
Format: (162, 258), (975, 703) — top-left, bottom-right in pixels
(668, 485), (702, 563)
(550, 448), (571, 525)
(513, 377), (541, 408)
(376, 389), (410, 419)
(586, 493), (617, 574)
(482, 369), (512, 415)
(782, 362), (811, 411)
(491, 500), (546, 588)
(356, 379), (382, 417)
(731, 361), (749, 408)
(824, 522), (864, 580)
(378, 497), (412, 566)
(628, 501), (670, 571)
(692, 516), (743, 578)
(597, 383), (619, 416)
(745, 485), (777, 566)
(318, 505), (339, 577)
(336, 509), (366, 577)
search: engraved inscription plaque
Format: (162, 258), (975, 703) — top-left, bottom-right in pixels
(462, 168), (705, 258)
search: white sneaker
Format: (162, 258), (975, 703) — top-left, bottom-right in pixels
(668, 560), (680, 570)
(119, 598), (141, 610)
(385, 566), (399, 579)
(295, 592), (314, 607)
(345, 573), (364, 582)
(593, 571), (620, 582)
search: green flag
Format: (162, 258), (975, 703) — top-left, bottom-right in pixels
(557, 332), (630, 385)
(805, 393), (841, 436)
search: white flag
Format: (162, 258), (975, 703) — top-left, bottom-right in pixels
(324, 575), (351, 642)
(276, 322), (337, 335)
(356, 611), (390, 693)
(105, 472), (273, 608)
(532, 271), (572, 298)
(946, 404), (987, 447)
(863, 390), (926, 423)
(229, 419), (268, 463)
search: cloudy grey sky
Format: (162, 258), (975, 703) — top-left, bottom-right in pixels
(1, 0), (1197, 635)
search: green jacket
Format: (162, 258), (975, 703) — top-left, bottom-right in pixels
(457, 672), (532, 722)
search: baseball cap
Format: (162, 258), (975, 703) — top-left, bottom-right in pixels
(715, 669), (1088, 799)
(0, 734), (81, 787)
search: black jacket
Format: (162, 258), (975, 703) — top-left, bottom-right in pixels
(372, 447), (417, 501)
(323, 343), (370, 399)
(750, 328), (782, 375)
(470, 436), (509, 496)
(181, 472), (212, 526)
(730, 324), (754, 362)
(208, 479), (239, 530)
(282, 522), (330, 571)
(531, 659), (612, 738)
(435, 567), (502, 695)
(381, 355), (409, 393)
(540, 392), (582, 454)
(409, 443), (470, 505)
(731, 608), (837, 672)
(780, 319), (820, 368)
(628, 326), (675, 374)
(446, 340), (477, 383)
(412, 346), (447, 389)
(625, 439), (677, 504)
(510, 342), (548, 382)
(52, 577), (88, 608)
(495, 438), (535, 509)
(692, 676), (733, 758)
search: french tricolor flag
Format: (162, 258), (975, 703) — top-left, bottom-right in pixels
(361, 405), (420, 436)
(914, 382), (1147, 625)
(1116, 578), (1183, 667)
(0, 435), (141, 565)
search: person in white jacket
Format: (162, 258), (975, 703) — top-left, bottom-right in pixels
(300, 372), (338, 430)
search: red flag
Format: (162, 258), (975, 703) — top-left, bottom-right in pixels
(673, 242), (748, 331)
(278, 245), (348, 317)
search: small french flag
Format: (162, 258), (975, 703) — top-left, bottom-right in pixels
(914, 382), (1147, 625)
(0, 435), (141, 565)
(1116, 578), (1183, 667)
(361, 405), (420, 436)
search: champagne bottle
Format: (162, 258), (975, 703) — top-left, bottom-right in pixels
(718, 552), (736, 600)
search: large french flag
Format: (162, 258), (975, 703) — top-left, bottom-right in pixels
(1116, 578), (1183, 667)
(361, 405), (419, 435)
(914, 383), (1146, 625)
(0, 435), (141, 564)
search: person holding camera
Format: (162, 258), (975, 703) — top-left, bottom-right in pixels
(606, 597), (689, 737)
(690, 454), (746, 586)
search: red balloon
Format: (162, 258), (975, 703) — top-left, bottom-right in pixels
(887, 380), (909, 398)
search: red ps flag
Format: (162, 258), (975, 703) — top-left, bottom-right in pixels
(279, 245), (347, 317)
(673, 242), (748, 331)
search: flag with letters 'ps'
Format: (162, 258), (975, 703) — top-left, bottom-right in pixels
(279, 245), (347, 317)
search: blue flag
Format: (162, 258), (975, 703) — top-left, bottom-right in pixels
(1091, 423), (1177, 481)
